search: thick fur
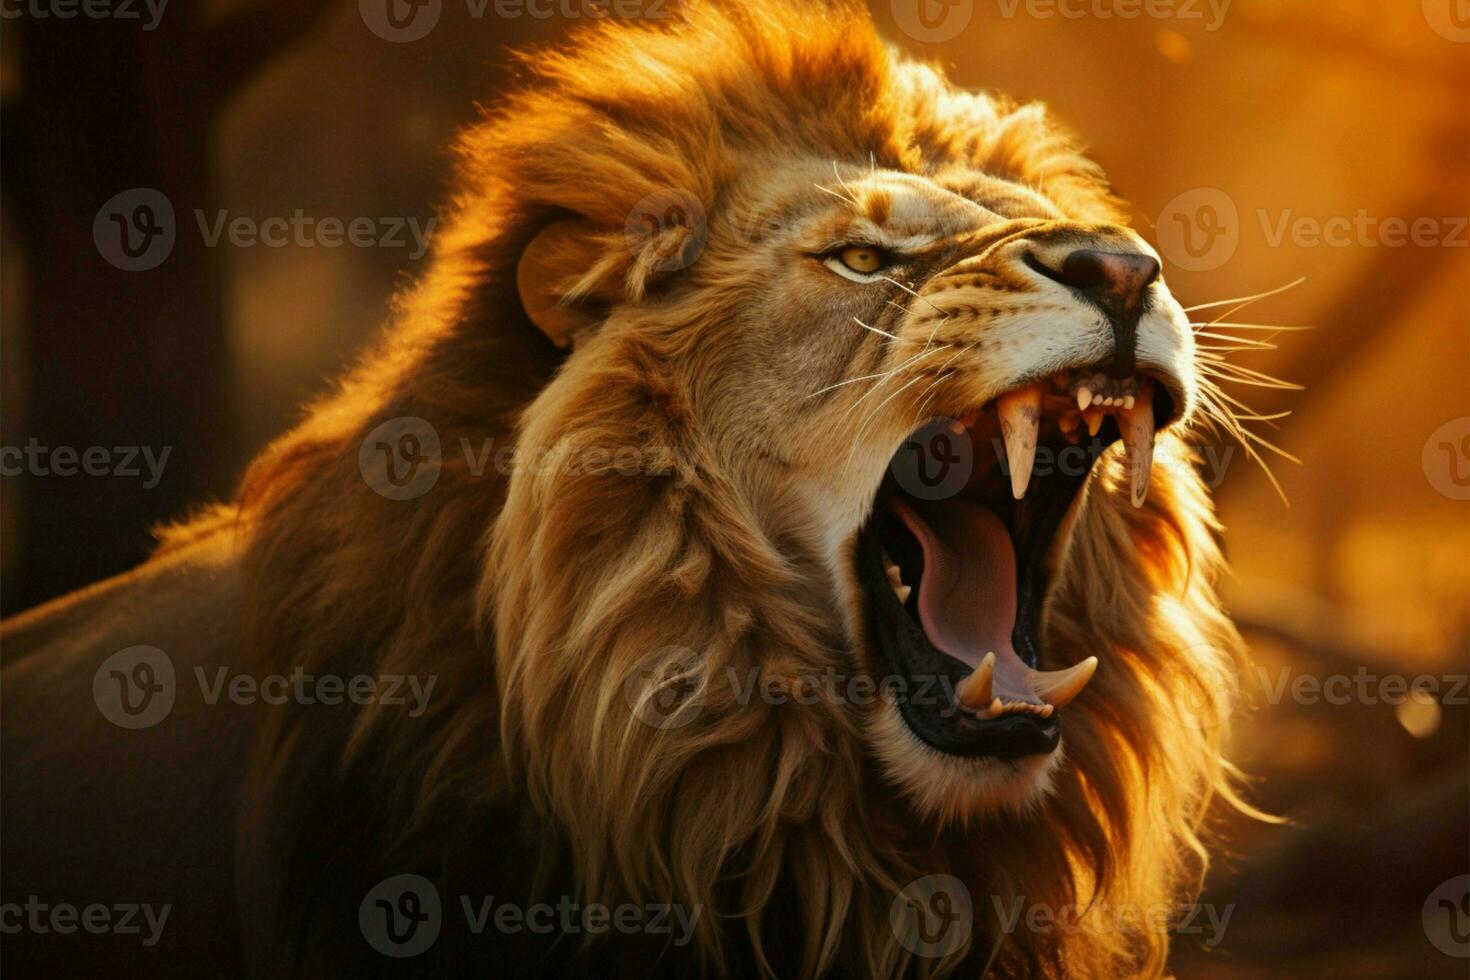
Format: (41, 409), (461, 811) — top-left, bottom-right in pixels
(10, 2), (1258, 978)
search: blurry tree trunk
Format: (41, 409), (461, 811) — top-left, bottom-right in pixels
(2, 2), (339, 614)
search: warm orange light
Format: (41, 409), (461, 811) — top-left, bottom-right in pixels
(1154, 30), (1192, 65)
(1395, 689), (1442, 739)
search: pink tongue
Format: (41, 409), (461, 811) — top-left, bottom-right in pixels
(892, 498), (1037, 700)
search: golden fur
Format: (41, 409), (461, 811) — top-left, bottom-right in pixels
(159, 2), (1263, 976)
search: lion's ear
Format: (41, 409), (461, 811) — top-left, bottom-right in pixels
(517, 220), (608, 349)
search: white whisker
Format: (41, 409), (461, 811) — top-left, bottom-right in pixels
(1182, 276), (1305, 314)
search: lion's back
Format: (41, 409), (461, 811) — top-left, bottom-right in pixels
(1, 529), (254, 979)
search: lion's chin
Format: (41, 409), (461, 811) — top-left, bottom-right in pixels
(868, 698), (1063, 826)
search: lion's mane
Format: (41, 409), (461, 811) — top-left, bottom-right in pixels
(216, 2), (1256, 976)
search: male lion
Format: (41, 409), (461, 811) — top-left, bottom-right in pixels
(1, 2), (1258, 977)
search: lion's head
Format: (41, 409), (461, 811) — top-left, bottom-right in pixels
(235, 2), (1255, 977)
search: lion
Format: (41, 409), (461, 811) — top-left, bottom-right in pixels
(0, 2), (1262, 977)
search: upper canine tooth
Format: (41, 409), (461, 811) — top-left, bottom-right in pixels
(886, 564), (903, 588)
(956, 651), (996, 709)
(1026, 656), (1099, 709)
(997, 384), (1043, 499)
(1119, 384), (1156, 508)
(1076, 386), (1093, 411)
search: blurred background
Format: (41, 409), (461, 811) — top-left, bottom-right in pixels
(1, 0), (1466, 975)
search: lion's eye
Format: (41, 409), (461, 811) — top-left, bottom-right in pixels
(824, 244), (892, 282)
(838, 245), (884, 273)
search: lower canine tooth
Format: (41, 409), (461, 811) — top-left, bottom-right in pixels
(1027, 656), (1099, 709)
(893, 584), (911, 603)
(956, 651), (996, 709)
(997, 384), (1043, 499)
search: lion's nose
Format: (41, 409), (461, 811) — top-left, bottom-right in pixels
(1055, 249), (1161, 319)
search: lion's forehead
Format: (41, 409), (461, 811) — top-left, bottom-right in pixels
(728, 163), (1054, 252)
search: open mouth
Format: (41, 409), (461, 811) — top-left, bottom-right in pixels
(856, 366), (1179, 760)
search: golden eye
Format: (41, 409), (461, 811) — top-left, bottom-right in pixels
(838, 245), (884, 274)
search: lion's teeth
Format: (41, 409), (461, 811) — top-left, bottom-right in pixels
(1119, 384), (1156, 508)
(1076, 386), (1093, 411)
(1083, 407), (1104, 436)
(955, 651), (995, 709)
(885, 563), (910, 603)
(997, 384), (1042, 499)
(1026, 656), (1098, 709)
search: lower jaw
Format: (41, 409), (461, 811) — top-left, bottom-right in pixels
(853, 415), (1111, 762)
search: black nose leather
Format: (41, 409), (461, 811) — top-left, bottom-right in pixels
(1056, 249), (1161, 317)
(1043, 248), (1160, 378)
